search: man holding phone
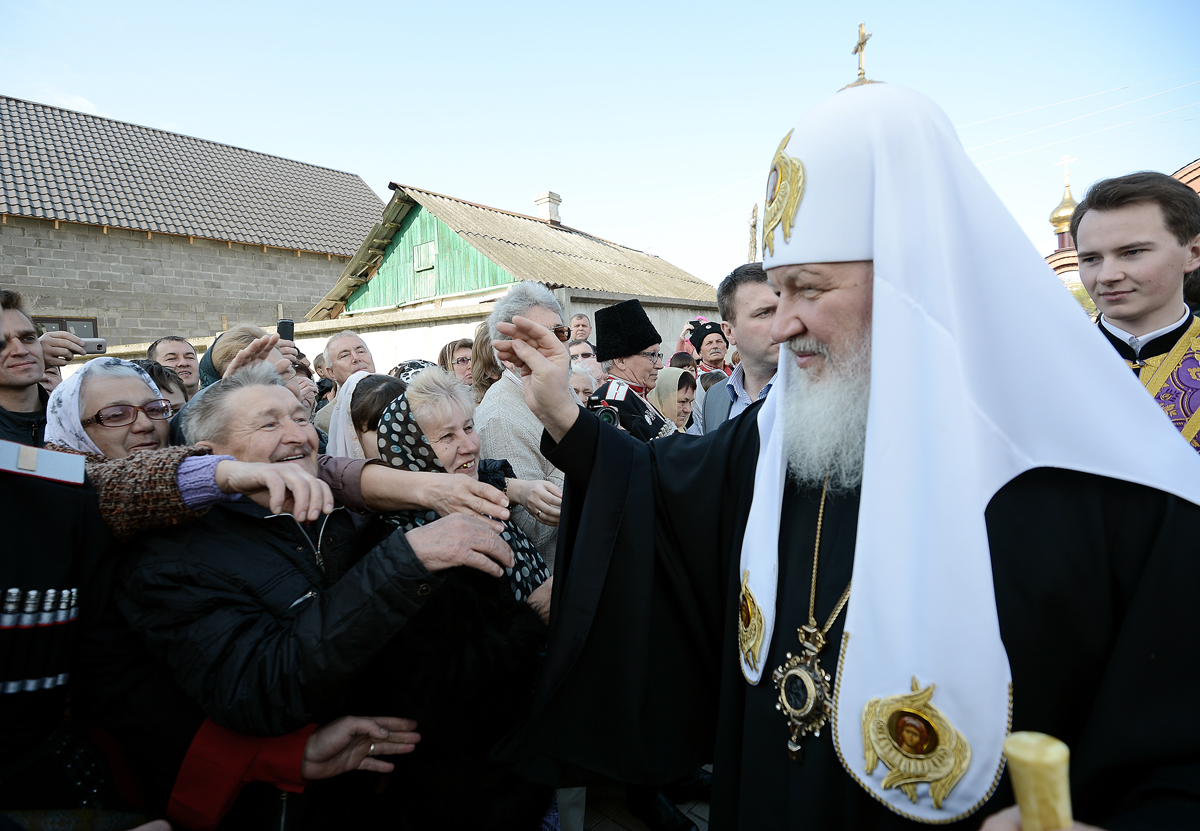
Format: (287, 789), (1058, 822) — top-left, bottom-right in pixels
(1, 291), (50, 445)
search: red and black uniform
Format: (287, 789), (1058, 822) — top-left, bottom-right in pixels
(587, 378), (675, 443)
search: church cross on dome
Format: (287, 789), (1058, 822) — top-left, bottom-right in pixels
(1055, 154), (1078, 186)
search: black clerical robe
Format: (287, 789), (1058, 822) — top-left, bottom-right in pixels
(498, 403), (1200, 829)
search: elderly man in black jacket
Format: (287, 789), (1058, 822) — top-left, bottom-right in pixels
(117, 364), (516, 822)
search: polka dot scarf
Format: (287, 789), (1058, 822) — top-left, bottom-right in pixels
(378, 391), (550, 602)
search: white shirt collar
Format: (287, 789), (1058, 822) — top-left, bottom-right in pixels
(1099, 306), (1191, 357)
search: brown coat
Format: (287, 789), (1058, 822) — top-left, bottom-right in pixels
(45, 444), (209, 541)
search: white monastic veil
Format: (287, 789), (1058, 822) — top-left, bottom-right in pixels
(327, 370), (370, 459)
(739, 83), (1200, 822)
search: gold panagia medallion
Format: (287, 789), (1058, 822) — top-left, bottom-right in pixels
(762, 129), (805, 258)
(861, 677), (971, 809)
(772, 623), (832, 761)
(738, 570), (764, 675)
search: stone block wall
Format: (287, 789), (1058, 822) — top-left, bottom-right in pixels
(0, 215), (350, 345)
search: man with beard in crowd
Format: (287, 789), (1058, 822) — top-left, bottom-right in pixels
(494, 82), (1200, 830)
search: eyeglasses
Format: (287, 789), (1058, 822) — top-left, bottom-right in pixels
(550, 326), (571, 343)
(84, 399), (173, 427)
(638, 351), (665, 365)
(570, 351), (595, 361)
(452, 356), (472, 367)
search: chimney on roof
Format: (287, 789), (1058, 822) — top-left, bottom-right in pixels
(535, 191), (562, 224)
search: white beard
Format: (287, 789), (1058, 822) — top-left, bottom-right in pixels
(781, 334), (871, 493)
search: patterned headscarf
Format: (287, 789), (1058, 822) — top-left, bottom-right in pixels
(45, 358), (164, 456)
(389, 359), (437, 385)
(377, 389), (549, 602)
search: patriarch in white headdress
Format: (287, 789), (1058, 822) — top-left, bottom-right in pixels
(739, 81), (1200, 821)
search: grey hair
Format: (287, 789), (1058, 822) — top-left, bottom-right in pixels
(570, 366), (597, 394)
(78, 363), (153, 421)
(601, 359), (615, 374)
(182, 363), (284, 444)
(323, 330), (367, 364)
(405, 366), (476, 433)
(487, 282), (563, 342)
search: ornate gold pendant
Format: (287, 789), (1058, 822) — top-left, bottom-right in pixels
(738, 570), (765, 674)
(772, 624), (832, 761)
(861, 677), (971, 809)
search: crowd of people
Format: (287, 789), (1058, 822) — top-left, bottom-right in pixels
(4, 79), (1200, 831)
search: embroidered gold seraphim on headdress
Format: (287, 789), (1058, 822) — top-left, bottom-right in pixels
(738, 569), (765, 674)
(761, 130), (804, 258)
(861, 677), (971, 809)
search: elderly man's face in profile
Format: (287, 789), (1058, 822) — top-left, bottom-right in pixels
(767, 261), (873, 380)
(198, 385), (320, 476)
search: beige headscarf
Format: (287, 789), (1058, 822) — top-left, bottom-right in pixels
(646, 367), (687, 426)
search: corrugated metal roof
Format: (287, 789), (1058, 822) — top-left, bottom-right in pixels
(0, 95), (383, 256)
(404, 187), (715, 302)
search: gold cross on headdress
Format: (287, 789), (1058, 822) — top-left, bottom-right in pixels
(842, 23), (879, 89)
(852, 23), (872, 81)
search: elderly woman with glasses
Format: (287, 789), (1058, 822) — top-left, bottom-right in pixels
(474, 282), (569, 569)
(586, 299), (676, 442)
(46, 358), (177, 460)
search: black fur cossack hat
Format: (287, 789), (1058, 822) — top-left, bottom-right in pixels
(595, 299), (662, 362)
(689, 321), (727, 353)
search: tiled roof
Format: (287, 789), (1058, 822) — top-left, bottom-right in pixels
(306, 183), (715, 319)
(1174, 158), (1200, 194)
(0, 95), (383, 256)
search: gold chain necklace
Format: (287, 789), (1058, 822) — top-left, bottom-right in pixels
(772, 477), (852, 762)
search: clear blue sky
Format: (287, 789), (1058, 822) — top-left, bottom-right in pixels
(2, 0), (1197, 285)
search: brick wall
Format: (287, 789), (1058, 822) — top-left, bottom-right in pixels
(0, 215), (349, 345)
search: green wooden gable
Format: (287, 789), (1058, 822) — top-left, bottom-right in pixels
(345, 204), (515, 312)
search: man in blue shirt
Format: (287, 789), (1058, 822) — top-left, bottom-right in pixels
(690, 263), (779, 434)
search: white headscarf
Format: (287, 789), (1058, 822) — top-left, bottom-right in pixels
(740, 83), (1200, 821)
(326, 370), (370, 459)
(44, 358), (163, 456)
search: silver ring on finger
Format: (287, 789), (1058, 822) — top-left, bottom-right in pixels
(369, 742), (375, 756)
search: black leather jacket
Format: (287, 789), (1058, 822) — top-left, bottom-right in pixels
(118, 500), (441, 735)
(0, 386), (48, 446)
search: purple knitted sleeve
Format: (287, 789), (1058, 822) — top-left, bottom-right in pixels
(176, 454), (241, 510)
